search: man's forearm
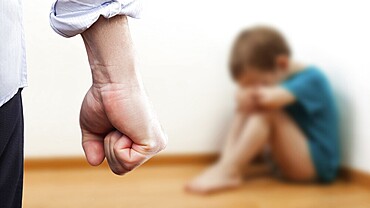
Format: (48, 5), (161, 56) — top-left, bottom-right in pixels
(81, 15), (138, 87)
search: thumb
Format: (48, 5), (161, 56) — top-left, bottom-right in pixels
(81, 130), (105, 166)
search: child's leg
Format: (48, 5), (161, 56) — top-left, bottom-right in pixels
(268, 111), (316, 181)
(219, 111), (316, 180)
(185, 110), (316, 194)
(220, 112), (249, 157)
(218, 112), (271, 173)
(186, 111), (271, 194)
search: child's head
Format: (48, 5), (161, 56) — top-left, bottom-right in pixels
(229, 26), (291, 87)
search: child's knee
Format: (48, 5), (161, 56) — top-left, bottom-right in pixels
(248, 111), (271, 126)
(248, 110), (288, 128)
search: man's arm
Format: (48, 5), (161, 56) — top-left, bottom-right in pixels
(81, 16), (138, 86)
(79, 16), (167, 174)
(49, 0), (165, 174)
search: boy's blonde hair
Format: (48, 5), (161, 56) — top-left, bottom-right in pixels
(229, 26), (291, 80)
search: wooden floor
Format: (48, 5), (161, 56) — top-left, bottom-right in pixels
(24, 163), (370, 208)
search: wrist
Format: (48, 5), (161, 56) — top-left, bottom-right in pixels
(90, 64), (139, 86)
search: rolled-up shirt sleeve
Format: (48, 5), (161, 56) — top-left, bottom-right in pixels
(49, 0), (142, 38)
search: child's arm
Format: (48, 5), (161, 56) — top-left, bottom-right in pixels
(255, 86), (295, 110)
(236, 87), (258, 113)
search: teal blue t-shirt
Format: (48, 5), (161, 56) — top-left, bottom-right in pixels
(281, 66), (340, 183)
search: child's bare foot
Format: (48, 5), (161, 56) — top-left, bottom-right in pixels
(185, 163), (243, 194)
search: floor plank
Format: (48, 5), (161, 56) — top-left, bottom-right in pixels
(24, 164), (370, 208)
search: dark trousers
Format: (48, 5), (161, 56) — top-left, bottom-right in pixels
(0, 89), (24, 208)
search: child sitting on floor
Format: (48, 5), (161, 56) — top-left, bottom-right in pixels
(186, 26), (340, 194)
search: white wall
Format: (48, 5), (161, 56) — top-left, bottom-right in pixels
(23, 0), (370, 173)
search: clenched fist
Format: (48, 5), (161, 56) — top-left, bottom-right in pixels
(80, 83), (167, 175)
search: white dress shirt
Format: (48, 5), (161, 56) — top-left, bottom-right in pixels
(0, 0), (141, 107)
(50, 0), (142, 38)
(0, 0), (28, 107)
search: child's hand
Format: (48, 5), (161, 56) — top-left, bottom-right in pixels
(236, 88), (257, 112)
(255, 86), (295, 109)
(255, 86), (274, 108)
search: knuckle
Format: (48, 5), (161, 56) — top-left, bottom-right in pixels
(104, 136), (110, 145)
(143, 134), (167, 154)
(159, 135), (168, 151)
(110, 165), (129, 176)
(112, 168), (127, 176)
(121, 161), (139, 172)
(124, 165), (135, 172)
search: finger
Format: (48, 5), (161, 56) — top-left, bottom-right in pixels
(104, 131), (114, 168)
(104, 131), (131, 175)
(81, 130), (105, 166)
(114, 138), (147, 172)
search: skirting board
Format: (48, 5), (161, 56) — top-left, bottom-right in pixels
(25, 154), (370, 187)
(24, 154), (219, 170)
(340, 167), (370, 187)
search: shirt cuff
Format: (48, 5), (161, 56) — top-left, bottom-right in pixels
(49, 0), (142, 38)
